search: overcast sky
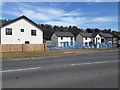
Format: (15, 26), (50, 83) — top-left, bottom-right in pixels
(1, 2), (118, 30)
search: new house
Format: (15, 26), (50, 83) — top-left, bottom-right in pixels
(51, 31), (75, 47)
(76, 33), (92, 48)
(0, 15), (43, 44)
(113, 33), (120, 46)
(98, 33), (113, 43)
(76, 32), (113, 48)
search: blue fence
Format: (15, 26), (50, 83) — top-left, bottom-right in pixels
(94, 42), (112, 48)
(47, 42), (113, 50)
(47, 42), (83, 50)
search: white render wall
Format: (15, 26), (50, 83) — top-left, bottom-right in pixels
(83, 37), (91, 43)
(94, 34), (101, 44)
(1, 19), (43, 44)
(83, 37), (92, 47)
(58, 37), (75, 42)
(94, 34), (102, 48)
(58, 37), (75, 47)
(51, 33), (58, 42)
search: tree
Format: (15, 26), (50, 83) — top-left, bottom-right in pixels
(94, 28), (100, 33)
(86, 28), (92, 33)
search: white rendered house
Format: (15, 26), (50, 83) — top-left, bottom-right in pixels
(76, 33), (92, 48)
(76, 32), (113, 48)
(0, 15), (43, 44)
(51, 31), (75, 47)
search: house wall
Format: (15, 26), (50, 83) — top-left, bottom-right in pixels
(94, 34), (101, 44)
(105, 38), (113, 43)
(1, 18), (43, 44)
(58, 37), (75, 42)
(101, 37), (112, 44)
(83, 37), (92, 47)
(76, 34), (83, 42)
(113, 38), (117, 44)
(58, 37), (75, 47)
(76, 34), (93, 48)
(51, 33), (58, 42)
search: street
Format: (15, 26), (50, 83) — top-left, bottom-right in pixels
(2, 51), (119, 88)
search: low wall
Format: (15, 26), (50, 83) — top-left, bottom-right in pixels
(0, 44), (47, 52)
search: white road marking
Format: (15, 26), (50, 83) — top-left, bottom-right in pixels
(1, 60), (119, 73)
(0, 67), (41, 73)
(70, 60), (120, 66)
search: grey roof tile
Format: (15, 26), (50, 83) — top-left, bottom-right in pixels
(54, 31), (74, 37)
(99, 33), (113, 38)
(79, 32), (113, 38)
(79, 33), (92, 37)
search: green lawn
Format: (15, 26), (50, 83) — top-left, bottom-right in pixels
(1, 48), (118, 60)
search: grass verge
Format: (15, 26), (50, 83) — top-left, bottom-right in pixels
(1, 48), (118, 60)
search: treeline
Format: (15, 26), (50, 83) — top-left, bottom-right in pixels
(1, 19), (120, 40)
(38, 24), (120, 40)
(38, 24), (82, 40)
(0, 19), (12, 25)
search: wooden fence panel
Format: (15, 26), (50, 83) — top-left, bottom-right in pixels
(23, 44), (34, 52)
(0, 44), (46, 52)
(1, 44), (22, 52)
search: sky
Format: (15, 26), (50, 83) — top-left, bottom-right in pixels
(1, 2), (118, 31)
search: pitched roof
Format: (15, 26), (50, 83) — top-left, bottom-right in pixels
(54, 31), (74, 37)
(92, 33), (99, 37)
(117, 35), (120, 37)
(79, 33), (92, 37)
(113, 33), (120, 38)
(79, 32), (113, 38)
(99, 33), (113, 38)
(1, 15), (42, 30)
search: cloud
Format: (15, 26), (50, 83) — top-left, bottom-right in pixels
(2, 2), (85, 21)
(2, 2), (117, 30)
(92, 17), (117, 22)
(46, 17), (87, 27)
(64, 9), (85, 17)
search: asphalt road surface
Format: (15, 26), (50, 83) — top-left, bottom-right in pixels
(2, 51), (119, 88)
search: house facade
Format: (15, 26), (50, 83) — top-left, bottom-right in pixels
(76, 32), (113, 48)
(112, 33), (120, 47)
(76, 33), (92, 48)
(0, 15), (43, 44)
(51, 31), (75, 47)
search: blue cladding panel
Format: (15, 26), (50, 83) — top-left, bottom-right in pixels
(47, 42), (113, 50)
(47, 42), (83, 50)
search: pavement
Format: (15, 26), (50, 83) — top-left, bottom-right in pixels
(2, 51), (119, 88)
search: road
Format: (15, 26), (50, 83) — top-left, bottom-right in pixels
(2, 51), (119, 88)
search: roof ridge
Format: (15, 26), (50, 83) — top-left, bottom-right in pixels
(1, 15), (42, 30)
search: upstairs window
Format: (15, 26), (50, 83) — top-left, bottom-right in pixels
(85, 37), (87, 40)
(21, 29), (24, 32)
(31, 30), (36, 36)
(6, 28), (12, 35)
(61, 37), (63, 40)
